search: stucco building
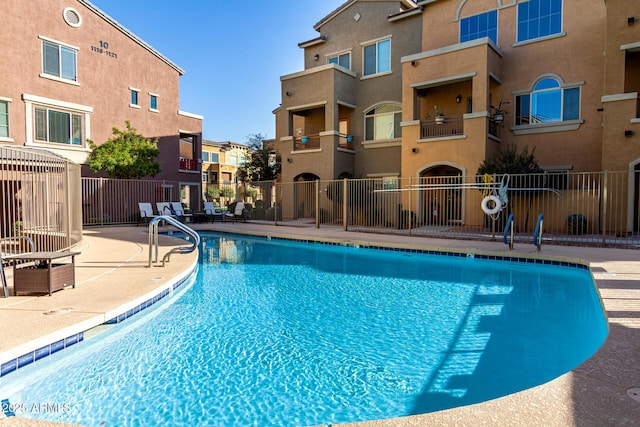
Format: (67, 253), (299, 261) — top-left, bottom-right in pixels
(275, 0), (640, 230)
(0, 0), (203, 207)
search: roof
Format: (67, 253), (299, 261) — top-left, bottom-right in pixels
(313, 0), (418, 31)
(202, 140), (249, 150)
(79, 0), (185, 75)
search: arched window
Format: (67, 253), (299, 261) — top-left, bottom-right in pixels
(515, 77), (580, 125)
(364, 103), (402, 141)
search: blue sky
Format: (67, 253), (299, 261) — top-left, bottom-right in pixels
(89, 0), (345, 144)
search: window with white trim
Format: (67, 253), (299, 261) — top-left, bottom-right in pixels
(365, 104), (402, 141)
(42, 40), (77, 81)
(130, 89), (139, 107)
(34, 106), (83, 145)
(150, 94), (158, 111)
(0, 101), (8, 138)
(211, 152), (219, 163)
(328, 52), (351, 70)
(517, 0), (562, 43)
(202, 151), (210, 162)
(515, 77), (579, 125)
(363, 38), (391, 76)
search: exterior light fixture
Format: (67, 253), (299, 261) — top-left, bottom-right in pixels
(456, 95), (462, 103)
(314, 54), (319, 61)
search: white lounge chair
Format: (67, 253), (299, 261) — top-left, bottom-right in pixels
(225, 201), (246, 223)
(138, 202), (157, 225)
(171, 202), (193, 223)
(204, 201), (223, 222)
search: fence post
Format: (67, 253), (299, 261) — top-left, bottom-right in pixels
(315, 179), (320, 228)
(602, 170), (608, 246)
(65, 162), (72, 249)
(99, 177), (104, 226)
(274, 180), (278, 226)
(343, 178), (348, 231)
(408, 176), (413, 236)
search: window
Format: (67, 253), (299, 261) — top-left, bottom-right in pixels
(34, 107), (83, 145)
(211, 152), (219, 163)
(328, 52), (351, 69)
(202, 151), (210, 162)
(515, 77), (580, 125)
(130, 89), (139, 107)
(365, 104), (402, 141)
(460, 10), (498, 44)
(150, 94), (158, 111)
(202, 171), (208, 182)
(230, 155), (238, 166)
(363, 38), (391, 76)
(0, 101), (8, 138)
(240, 156), (246, 166)
(517, 0), (562, 43)
(42, 40), (77, 81)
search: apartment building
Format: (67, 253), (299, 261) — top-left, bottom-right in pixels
(274, 0), (422, 183)
(275, 0), (640, 229)
(0, 0), (203, 207)
(201, 140), (249, 204)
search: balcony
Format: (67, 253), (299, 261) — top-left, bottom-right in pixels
(420, 116), (464, 139)
(179, 157), (198, 171)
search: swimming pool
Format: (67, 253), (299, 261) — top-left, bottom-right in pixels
(0, 232), (608, 426)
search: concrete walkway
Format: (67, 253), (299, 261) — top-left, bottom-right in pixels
(1, 222), (639, 426)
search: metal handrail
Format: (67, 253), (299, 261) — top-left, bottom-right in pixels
(148, 216), (200, 267)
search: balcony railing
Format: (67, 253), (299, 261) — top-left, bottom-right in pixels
(338, 133), (354, 150)
(179, 157), (198, 171)
(420, 116), (464, 139)
(294, 135), (321, 151)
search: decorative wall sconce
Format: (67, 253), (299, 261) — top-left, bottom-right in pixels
(628, 17), (636, 25)
(411, 60), (418, 67)
(625, 130), (634, 137)
(412, 148), (419, 153)
(456, 95), (462, 103)
(285, 91), (293, 97)
(314, 54), (319, 61)
(287, 158), (293, 163)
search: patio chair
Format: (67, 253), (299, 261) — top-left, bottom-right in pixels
(156, 202), (177, 220)
(225, 201), (246, 223)
(138, 202), (157, 226)
(203, 201), (223, 223)
(171, 202), (193, 223)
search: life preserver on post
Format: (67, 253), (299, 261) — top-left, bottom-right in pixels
(481, 195), (502, 215)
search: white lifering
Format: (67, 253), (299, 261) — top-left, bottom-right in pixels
(481, 195), (502, 215)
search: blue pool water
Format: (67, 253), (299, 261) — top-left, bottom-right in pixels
(0, 233), (607, 426)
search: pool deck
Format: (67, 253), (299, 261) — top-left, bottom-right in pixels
(1, 222), (639, 426)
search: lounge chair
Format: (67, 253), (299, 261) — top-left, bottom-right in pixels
(156, 202), (177, 220)
(225, 201), (246, 223)
(171, 202), (193, 223)
(138, 202), (157, 225)
(204, 201), (223, 223)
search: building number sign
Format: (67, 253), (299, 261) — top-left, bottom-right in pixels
(91, 40), (117, 58)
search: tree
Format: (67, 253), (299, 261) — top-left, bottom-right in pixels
(477, 144), (543, 176)
(88, 121), (161, 179)
(238, 133), (281, 182)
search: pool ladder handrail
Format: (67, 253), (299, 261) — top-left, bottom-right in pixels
(503, 213), (515, 250)
(148, 215), (200, 267)
(533, 213), (544, 252)
(1, 236), (36, 298)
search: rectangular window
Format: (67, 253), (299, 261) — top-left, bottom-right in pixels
(328, 52), (351, 69)
(460, 10), (498, 44)
(130, 89), (139, 106)
(42, 40), (77, 81)
(202, 171), (208, 182)
(211, 152), (219, 163)
(363, 38), (391, 76)
(202, 151), (210, 162)
(563, 87), (580, 120)
(517, 0), (562, 42)
(34, 106), (82, 145)
(240, 157), (246, 166)
(230, 155), (238, 166)
(150, 94), (158, 110)
(0, 101), (8, 138)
